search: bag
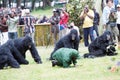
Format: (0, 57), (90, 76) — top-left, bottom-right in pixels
(109, 22), (116, 27)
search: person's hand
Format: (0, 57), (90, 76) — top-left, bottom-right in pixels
(84, 7), (89, 14)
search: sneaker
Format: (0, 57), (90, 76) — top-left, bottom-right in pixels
(51, 60), (58, 67)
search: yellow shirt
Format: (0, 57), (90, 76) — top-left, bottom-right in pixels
(80, 9), (94, 28)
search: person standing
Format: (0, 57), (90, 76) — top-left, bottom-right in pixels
(6, 11), (19, 39)
(102, 0), (119, 42)
(23, 9), (36, 43)
(116, 4), (120, 42)
(80, 5), (94, 47)
(59, 8), (69, 39)
(102, 0), (115, 30)
(49, 9), (60, 45)
(66, 22), (80, 36)
(93, 7), (100, 37)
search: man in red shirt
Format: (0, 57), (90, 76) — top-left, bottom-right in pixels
(59, 8), (69, 39)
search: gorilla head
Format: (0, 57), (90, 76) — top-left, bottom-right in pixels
(69, 29), (78, 41)
(22, 35), (33, 49)
(102, 30), (114, 44)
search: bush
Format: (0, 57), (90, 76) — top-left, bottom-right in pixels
(67, 0), (94, 34)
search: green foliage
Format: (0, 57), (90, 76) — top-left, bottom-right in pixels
(67, 0), (94, 27)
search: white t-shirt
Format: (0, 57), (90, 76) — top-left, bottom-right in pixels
(66, 26), (80, 36)
(116, 11), (120, 24)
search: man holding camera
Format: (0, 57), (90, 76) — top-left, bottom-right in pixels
(80, 5), (94, 47)
(102, 0), (119, 46)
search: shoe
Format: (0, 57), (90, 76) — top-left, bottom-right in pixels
(51, 60), (58, 67)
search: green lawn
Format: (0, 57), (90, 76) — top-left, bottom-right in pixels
(0, 44), (120, 80)
(31, 8), (53, 18)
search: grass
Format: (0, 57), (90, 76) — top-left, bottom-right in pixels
(31, 8), (53, 18)
(0, 44), (120, 80)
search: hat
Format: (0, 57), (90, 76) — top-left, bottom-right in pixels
(53, 9), (56, 12)
(117, 4), (120, 8)
(25, 9), (30, 14)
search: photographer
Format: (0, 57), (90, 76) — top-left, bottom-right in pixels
(107, 8), (119, 43)
(79, 5), (94, 47)
(6, 11), (19, 40)
(49, 9), (60, 45)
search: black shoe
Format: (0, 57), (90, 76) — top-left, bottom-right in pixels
(52, 60), (58, 67)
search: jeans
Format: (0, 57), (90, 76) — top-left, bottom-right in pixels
(83, 26), (94, 47)
(8, 32), (18, 39)
(93, 24), (99, 36)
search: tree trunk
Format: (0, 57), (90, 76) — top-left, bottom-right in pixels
(31, 0), (36, 10)
(8, 0), (12, 7)
(2, 0), (7, 7)
(16, 0), (21, 8)
(42, 0), (51, 8)
(23, 0), (26, 8)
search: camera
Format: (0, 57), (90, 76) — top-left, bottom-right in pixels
(106, 42), (118, 56)
(84, 7), (89, 13)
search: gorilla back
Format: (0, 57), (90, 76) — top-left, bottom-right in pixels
(50, 29), (80, 60)
(13, 36), (42, 64)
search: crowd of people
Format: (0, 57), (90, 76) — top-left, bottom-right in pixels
(0, 0), (120, 48)
(0, 6), (37, 45)
(0, 0), (120, 69)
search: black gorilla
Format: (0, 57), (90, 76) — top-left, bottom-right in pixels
(0, 36), (42, 69)
(50, 29), (80, 60)
(84, 31), (117, 58)
(13, 36), (42, 64)
(0, 40), (26, 69)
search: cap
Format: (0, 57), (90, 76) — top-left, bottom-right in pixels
(117, 4), (120, 8)
(25, 9), (30, 14)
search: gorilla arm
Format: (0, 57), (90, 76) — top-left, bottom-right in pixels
(29, 44), (42, 64)
(11, 42), (29, 64)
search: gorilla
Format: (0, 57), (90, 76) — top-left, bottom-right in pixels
(49, 29), (80, 60)
(13, 36), (42, 64)
(84, 30), (117, 58)
(0, 36), (42, 69)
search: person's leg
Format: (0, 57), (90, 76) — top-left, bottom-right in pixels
(89, 26), (94, 41)
(94, 25), (99, 36)
(30, 32), (35, 43)
(14, 32), (18, 39)
(83, 28), (89, 47)
(8, 32), (13, 39)
(1, 32), (8, 45)
(113, 26), (119, 49)
(117, 24), (120, 41)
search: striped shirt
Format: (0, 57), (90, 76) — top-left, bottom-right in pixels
(23, 15), (35, 33)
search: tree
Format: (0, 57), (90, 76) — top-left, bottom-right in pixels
(2, 0), (7, 7)
(42, 0), (53, 9)
(31, 0), (36, 10)
(16, 0), (21, 8)
(67, 0), (94, 34)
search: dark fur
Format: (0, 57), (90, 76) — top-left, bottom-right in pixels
(50, 29), (80, 60)
(0, 40), (23, 69)
(0, 36), (42, 69)
(13, 36), (42, 64)
(84, 31), (117, 58)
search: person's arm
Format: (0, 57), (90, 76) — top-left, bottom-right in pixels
(86, 9), (94, 20)
(86, 13), (94, 19)
(102, 7), (109, 29)
(79, 11), (86, 20)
